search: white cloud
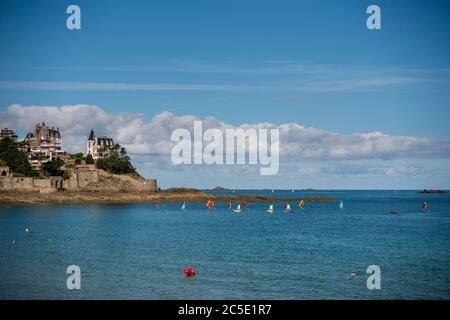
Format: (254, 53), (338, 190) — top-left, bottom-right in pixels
(1, 104), (449, 162)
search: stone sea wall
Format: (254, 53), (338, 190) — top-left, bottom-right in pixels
(0, 165), (158, 193)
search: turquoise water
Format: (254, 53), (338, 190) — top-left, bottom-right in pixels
(0, 190), (449, 300)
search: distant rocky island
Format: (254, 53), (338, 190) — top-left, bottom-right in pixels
(418, 189), (447, 194)
(212, 186), (228, 191)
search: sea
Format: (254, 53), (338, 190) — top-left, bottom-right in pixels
(0, 190), (449, 300)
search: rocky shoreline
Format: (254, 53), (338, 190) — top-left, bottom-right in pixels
(0, 190), (335, 205)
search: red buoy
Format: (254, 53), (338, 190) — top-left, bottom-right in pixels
(183, 268), (196, 277)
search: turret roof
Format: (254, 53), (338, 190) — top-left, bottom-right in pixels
(88, 129), (95, 140)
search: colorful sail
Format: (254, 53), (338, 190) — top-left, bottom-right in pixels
(234, 204), (241, 213)
(267, 204), (274, 213)
(299, 199), (304, 209)
(207, 200), (215, 210)
(227, 201), (232, 210)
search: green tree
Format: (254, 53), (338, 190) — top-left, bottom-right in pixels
(0, 137), (37, 177)
(42, 158), (65, 177)
(85, 154), (94, 164)
(96, 144), (136, 174)
(71, 152), (84, 159)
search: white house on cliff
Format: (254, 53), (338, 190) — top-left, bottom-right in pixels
(86, 129), (114, 159)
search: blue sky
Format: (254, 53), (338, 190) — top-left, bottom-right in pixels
(0, 0), (449, 188)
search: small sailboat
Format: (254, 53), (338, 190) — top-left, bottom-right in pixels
(271, 189), (274, 193)
(292, 189), (295, 193)
(207, 200), (215, 210)
(284, 203), (292, 213)
(234, 204), (241, 213)
(267, 204), (274, 213)
(181, 202), (186, 211)
(339, 200), (344, 210)
(227, 201), (232, 210)
(241, 200), (247, 210)
(299, 199), (305, 210)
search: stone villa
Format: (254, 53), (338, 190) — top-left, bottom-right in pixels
(0, 128), (17, 141)
(87, 129), (115, 159)
(25, 122), (64, 171)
